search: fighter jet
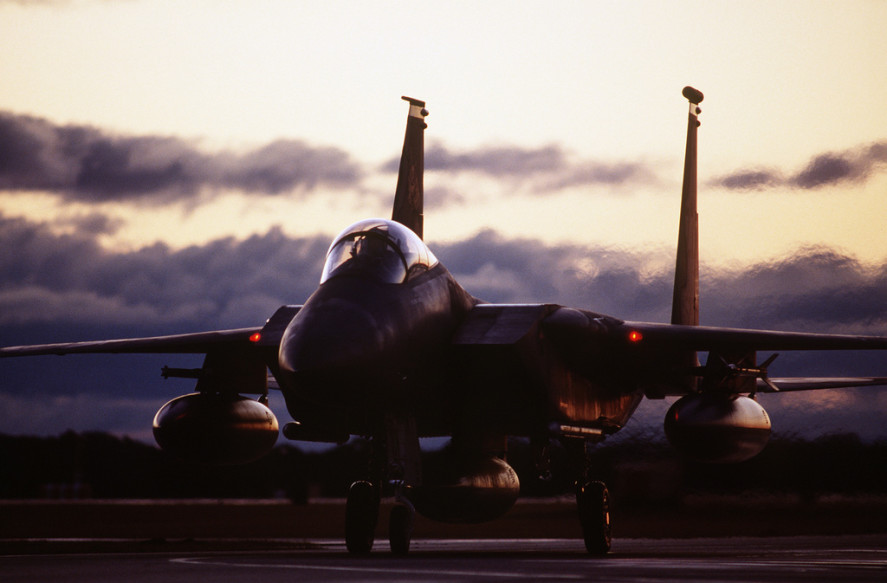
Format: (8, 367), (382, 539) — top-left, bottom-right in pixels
(3, 90), (887, 555)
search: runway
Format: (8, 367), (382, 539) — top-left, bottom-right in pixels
(3, 536), (887, 582)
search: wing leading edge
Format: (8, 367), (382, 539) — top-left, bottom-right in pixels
(0, 327), (262, 357)
(759, 377), (887, 392)
(539, 306), (887, 352)
(458, 304), (887, 397)
(0, 305), (302, 397)
(616, 321), (887, 352)
(0, 305), (302, 358)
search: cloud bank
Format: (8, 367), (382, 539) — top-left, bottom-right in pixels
(4, 111), (886, 214)
(1, 212), (886, 438)
(0, 111), (362, 204)
(384, 142), (659, 193)
(713, 141), (887, 191)
(0, 213), (328, 333)
(2, 212), (884, 341)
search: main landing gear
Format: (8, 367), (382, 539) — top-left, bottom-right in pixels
(345, 480), (379, 554)
(388, 498), (415, 555)
(345, 480), (416, 555)
(577, 480), (611, 555)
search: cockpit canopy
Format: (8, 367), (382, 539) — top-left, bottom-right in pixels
(320, 219), (438, 284)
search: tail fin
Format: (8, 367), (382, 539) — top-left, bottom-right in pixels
(391, 96), (428, 239)
(671, 86), (703, 326)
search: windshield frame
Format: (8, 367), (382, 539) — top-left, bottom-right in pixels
(320, 219), (438, 284)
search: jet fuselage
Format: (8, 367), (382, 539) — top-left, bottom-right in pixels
(276, 219), (475, 437)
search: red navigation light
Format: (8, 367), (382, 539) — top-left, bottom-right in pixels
(249, 332), (262, 343)
(628, 330), (643, 343)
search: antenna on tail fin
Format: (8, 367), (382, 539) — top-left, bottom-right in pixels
(671, 86), (703, 327)
(392, 96), (428, 239)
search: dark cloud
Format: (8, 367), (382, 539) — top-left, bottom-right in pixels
(3, 210), (885, 343)
(714, 168), (782, 190)
(0, 213), (328, 332)
(541, 160), (657, 190)
(423, 143), (566, 176)
(438, 233), (887, 338)
(60, 212), (123, 236)
(383, 143), (658, 192)
(793, 153), (854, 188)
(423, 185), (467, 209)
(712, 140), (887, 191)
(436, 230), (672, 321)
(2, 212), (887, 439)
(701, 248), (887, 334)
(0, 111), (362, 203)
(221, 140), (359, 194)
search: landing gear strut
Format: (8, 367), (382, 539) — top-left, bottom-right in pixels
(577, 480), (611, 555)
(345, 480), (380, 554)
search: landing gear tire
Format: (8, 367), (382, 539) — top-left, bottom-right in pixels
(388, 502), (414, 555)
(577, 480), (611, 555)
(345, 480), (379, 554)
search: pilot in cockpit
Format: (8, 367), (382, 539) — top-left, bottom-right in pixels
(321, 219), (435, 285)
(351, 229), (388, 260)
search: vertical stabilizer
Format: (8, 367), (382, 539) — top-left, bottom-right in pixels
(671, 86), (703, 327)
(392, 96), (428, 239)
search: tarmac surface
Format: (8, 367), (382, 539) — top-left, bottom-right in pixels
(3, 498), (887, 581)
(3, 536), (887, 582)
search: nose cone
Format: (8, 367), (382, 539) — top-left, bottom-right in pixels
(282, 298), (383, 373)
(279, 296), (394, 404)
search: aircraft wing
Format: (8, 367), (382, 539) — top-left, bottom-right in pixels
(0, 306), (302, 358)
(456, 304), (887, 352)
(456, 304), (887, 397)
(759, 377), (887, 392)
(547, 313), (887, 394)
(534, 305), (887, 351)
(0, 306), (302, 396)
(0, 327), (262, 357)
(615, 321), (887, 352)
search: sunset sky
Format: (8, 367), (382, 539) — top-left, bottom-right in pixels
(2, 1), (887, 441)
